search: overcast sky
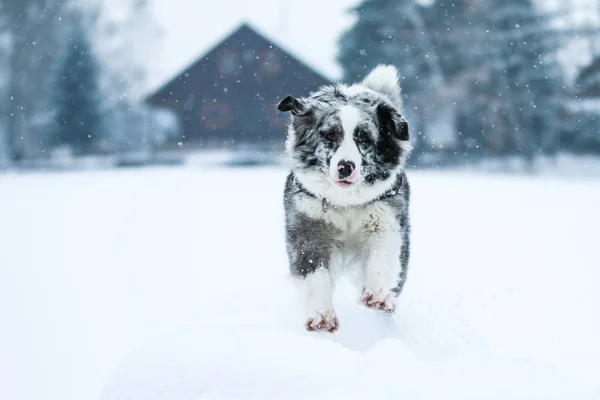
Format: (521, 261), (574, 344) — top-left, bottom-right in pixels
(147, 0), (599, 92)
(148, 0), (359, 91)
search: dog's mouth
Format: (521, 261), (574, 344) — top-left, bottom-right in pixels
(333, 179), (355, 188)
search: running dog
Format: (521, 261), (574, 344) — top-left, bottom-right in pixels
(278, 65), (412, 332)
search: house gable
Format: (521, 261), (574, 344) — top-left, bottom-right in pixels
(146, 23), (331, 149)
(576, 56), (600, 98)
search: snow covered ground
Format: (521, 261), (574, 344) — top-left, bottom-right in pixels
(1, 166), (600, 400)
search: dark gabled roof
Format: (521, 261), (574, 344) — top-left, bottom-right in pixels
(578, 57), (600, 83)
(576, 56), (600, 98)
(146, 22), (331, 105)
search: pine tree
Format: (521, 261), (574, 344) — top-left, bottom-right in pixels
(482, 0), (563, 160)
(337, 0), (437, 95)
(337, 0), (443, 157)
(424, 0), (486, 81)
(1, 0), (68, 161)
(0, 128), (8, 167)
(572, 56), (600, 153)
(424, 0), (563, 160)
(423, 0), (492, 156)
(53, 25), (103, 155)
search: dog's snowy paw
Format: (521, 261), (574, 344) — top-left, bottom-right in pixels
(305, 310), (339, 333)
(361, 289), (396, 313)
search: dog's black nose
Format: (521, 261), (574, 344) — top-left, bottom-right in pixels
(337, 160), (355, 179)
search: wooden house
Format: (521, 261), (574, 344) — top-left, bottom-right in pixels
(146, 23), (331, 151)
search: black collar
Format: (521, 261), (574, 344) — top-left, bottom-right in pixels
(292, 173), (403, 213)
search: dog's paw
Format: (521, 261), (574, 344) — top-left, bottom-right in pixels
(305, 310), (339, 333)
(361, 289), (396, 313)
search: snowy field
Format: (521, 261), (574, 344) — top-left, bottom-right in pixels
(1, 165), (600, 400)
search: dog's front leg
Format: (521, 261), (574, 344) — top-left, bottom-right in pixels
(361, 226), (403, 313)
(302, 267), (338, 332)
(287, 214), (339, 332)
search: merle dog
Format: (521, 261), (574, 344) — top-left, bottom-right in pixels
(278, 65), (412, 332)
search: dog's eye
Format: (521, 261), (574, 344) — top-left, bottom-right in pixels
(324, 132), (337, 142)
(357, 132), (370, 143)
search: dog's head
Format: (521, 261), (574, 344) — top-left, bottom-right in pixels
(278, 65), (411, 206)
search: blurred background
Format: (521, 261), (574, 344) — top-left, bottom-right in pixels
(1, 2), (600, 400)
(0, 0), (598, 171)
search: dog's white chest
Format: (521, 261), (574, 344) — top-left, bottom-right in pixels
(294, 194), (398, 240)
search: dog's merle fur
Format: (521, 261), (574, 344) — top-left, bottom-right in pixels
(278, 65), (412, 332)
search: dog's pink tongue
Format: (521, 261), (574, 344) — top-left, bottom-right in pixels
(335, 181), (352, 188)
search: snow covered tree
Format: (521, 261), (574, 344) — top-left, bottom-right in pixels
(569, 56), (600, 153)
(0, 0), (68, 161)
(424, 0), (487, 81)
(0, 127), (7, 167)
(53, 24), (103, 155)
(421, 0), (493, 157)
(338, 0), (443, 156)
(422, 0), (564, 160)
(483, 0), (564, 160)
(0, 0), (160, 162)
(338, 0), (438, 95)
(90, 0), (162, 154)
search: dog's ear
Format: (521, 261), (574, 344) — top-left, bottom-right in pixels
(363, 65), (403, 109)
(377, 103), (409, 141)
(277, 95), (310, 116)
